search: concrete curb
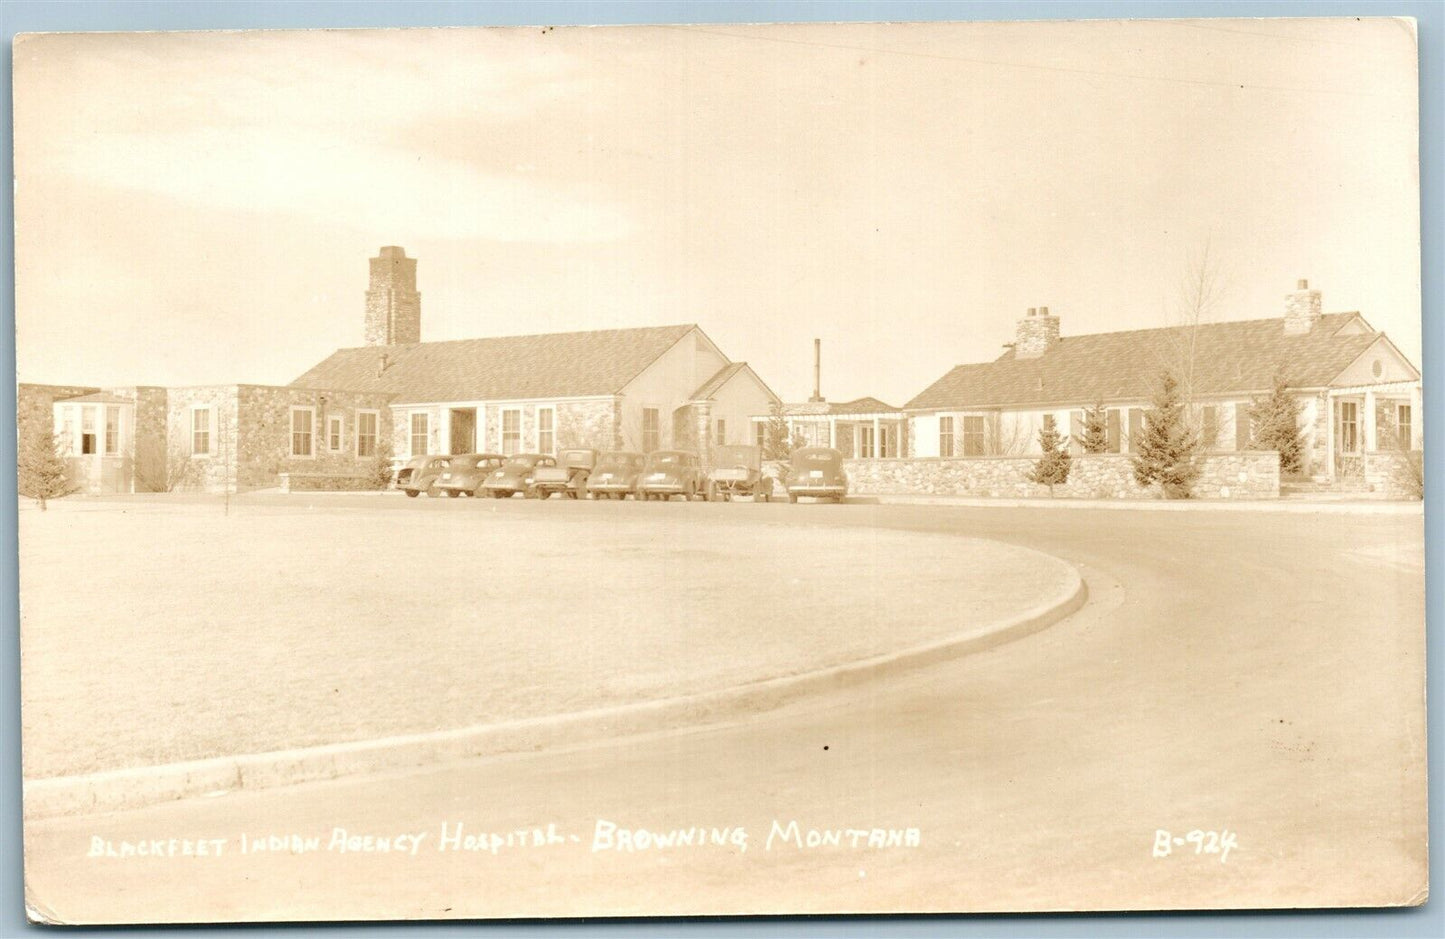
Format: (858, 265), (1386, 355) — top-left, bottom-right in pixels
(23, 558), (1086, 820)
(855, 494), (1423, 514)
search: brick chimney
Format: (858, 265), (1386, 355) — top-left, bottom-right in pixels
(365, 246), (421, 345)
(1283, 279), (1322, 335)
(1014, 306), (1060, 358)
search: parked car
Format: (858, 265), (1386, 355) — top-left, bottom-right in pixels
(396, 455), (453, 498)
(481, 453), (556, 498)
(532, 448), (598, 499)
(706, 444), (771, 502)
(635, 450), (705, 501)
(785, 447), (848, 503)
(435, 453), (506, 497)
(586, 451), (646, 500)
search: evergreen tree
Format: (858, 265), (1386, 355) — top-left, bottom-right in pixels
(1080, 400), (1109, 454)
(1248, 370), (1306, 475)
(18, 429), (72, 510)
(1130, 371), (1201, 499)
(763, 401), (794, 461)
(1027, 417), (1072, 496)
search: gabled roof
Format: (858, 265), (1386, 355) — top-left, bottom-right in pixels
(785, 396), (901, 416)
(691, 362), (749, 399)
(907, 313), (1388, 411)
(292, 324), (699, 404)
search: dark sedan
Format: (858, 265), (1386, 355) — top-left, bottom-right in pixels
(635, 450), (705, 502)
(785, 447), (848, 503)
(436, 453), (506, 497)
(481, 453), (556, 498)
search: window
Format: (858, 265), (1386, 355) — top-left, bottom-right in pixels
(716, 418), (726, 445)
(962, 415), (986, 457)
(1397, 404), (1413, 451)
(356, 410), (379, 458)
(410, 412), (430, 456)
(79, 406), (98, 455)
(858, 424), (876, 459)
(939, 416), (955, 457)
(537, 407), (555, 455)
(1107, 409), (1122, 453)
(191, 407), (212, 456)
(290, 407), (315, 458)
(1234, 403), (1251, 450)
(1200, 406), (1218, 450)
(642, 407), (660, 452)
(502, 409), (521, 455)
(327, 415), (343, 452)
(60, 409), (74, 454)
(1338, 400), (1358, 454)
(104, 406), (121, 455)
(754, 421), (766, 448)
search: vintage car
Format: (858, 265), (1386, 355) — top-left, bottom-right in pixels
(706, 444), (771, 502)
(585, 451), (646, 500)
(481, 453), (556, 498)
(395, 455), (453, 498)
(531, 448), (599, 499)
(785, 446), (848, 503)
(635, 450), (705, 501)
(435, 453), (506, 497)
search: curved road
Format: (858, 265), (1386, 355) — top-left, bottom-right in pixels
(23, 501), (1426, 922)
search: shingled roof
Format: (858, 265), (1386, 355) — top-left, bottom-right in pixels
(786, 396), (901, 416)
(291, 324), (699, 404)
(907, 313), (1388, 411)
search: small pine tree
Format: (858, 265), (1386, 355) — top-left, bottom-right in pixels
(1248, 370), (1306, 475)
(763, 401), (794, 461)
(1080, 400), (1109, 454)
(368, 439), (396, 490)
(1027, 418), (1072, 496)
(18, 430), (73, 510)
(1131, 371), (1201, 499)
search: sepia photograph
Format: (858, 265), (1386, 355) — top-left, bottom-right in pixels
(9, 9), (1430, 926)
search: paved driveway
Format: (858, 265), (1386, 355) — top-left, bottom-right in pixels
(21, 501), (1426, 921)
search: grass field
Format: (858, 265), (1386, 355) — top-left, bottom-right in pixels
(18, 495), (1073, 778)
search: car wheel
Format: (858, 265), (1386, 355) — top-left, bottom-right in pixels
(446, 489), (460, 498)
(789, 493), (799, 504)
(759, 491), (770, 503)
(405, 489), (420, 499)
(615, 492), (626, 501)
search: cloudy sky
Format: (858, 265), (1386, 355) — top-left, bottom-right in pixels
(13, 18), (1420, 404)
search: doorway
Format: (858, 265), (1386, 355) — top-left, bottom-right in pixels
(449, 408), (477, 454)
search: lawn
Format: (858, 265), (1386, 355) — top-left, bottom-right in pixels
(18, 496), (1072, 778)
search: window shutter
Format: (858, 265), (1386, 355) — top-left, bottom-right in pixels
(1106, 409), (1121, 453)
(1235, 402), (1251, 450)
(1127, 408), (1143, 452)
(1069, 411), (1083, 455)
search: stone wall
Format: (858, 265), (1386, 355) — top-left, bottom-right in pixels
(842, 451), (1282, 500)
(278, 472), (379, 493)
(165, 386), (241, 492)
(236, 386), (396, 491)
(555, 399), (622, 451)
(1362, 450), (1423, 500)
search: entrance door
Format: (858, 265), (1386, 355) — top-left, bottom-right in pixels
(1333, 399), (1361, 477)
(449, 408), (477, 454)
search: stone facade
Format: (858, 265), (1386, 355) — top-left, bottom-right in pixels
(167, 385), (395, 493)
(17, 383), (99, 445)
(841, 451), (1282, 500)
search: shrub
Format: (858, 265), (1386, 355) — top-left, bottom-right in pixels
(1080, 401), (1109, 454)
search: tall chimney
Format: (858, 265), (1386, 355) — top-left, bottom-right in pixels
(1283, 278), (1322, 335)
(364, 246), (421, 346)
(1014, 306), (1061, 358)
(809, 338), (825, 402)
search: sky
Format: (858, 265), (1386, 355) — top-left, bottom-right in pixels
(12, 17), (1421, 405)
